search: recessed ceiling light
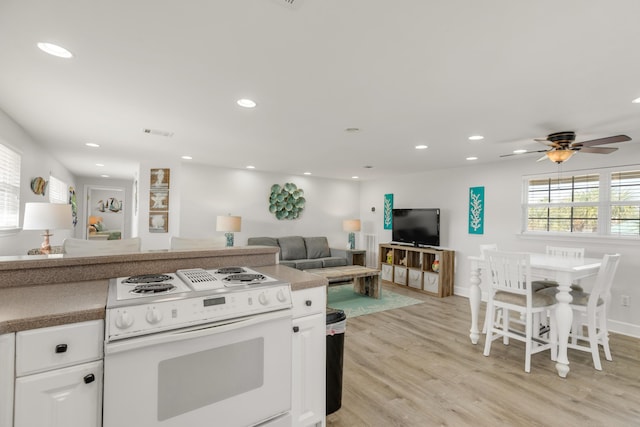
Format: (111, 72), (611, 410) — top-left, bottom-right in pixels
(100, 174), (110, 178)
(85, 142), (100, 148)
(96, 163), (104, 167)
(303, 172), (312, 175)
(513, 149), (528, 154)
(37, 42), (73, 58)
(415, 145), (428, 150)
(466, 156), (478, 161)
(237, 99), (257, 108)
(181, 155), (193, 160)
(632, 97), (640, 104)
(468, 135), (484, 141)
(351, 176), (359, 179)
(246, 165), (255, 169)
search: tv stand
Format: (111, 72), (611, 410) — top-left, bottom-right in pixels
(378, 243), (454, 297)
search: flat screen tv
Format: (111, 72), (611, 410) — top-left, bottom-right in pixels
(392, 208), (440, 247)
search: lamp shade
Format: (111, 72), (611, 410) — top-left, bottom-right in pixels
(88, 216), (103, 225)
(23, 203), (72, 231)
(343, 219), (361, 232)
(216, 215), (242, 232)
(546, 149), (575, 164)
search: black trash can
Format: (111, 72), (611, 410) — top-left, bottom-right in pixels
(326, 308), (347, 415)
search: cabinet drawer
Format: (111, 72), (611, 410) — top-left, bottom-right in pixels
(408, 269), (422, 289)
(393, 266), (407, 285)
(380, 264), (393, 281)
(423, 272), (439, 293)
(292, 287), (326, 318)
(16, 320), (104, 376)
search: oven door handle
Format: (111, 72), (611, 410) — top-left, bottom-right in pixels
(105, 309), (291, 355)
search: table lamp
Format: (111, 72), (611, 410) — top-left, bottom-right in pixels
(88, 215), (103, 232)
(23, 202), (72, 254)
(343, 219), (361, 250)
(216, 215), (242, 247)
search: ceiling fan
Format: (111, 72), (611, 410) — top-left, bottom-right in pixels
(501, 131), (632, 164)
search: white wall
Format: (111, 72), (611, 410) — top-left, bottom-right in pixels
(360, 150), (640, 337)
(177, 163), (361, 249)
(0, 109), (76, 255)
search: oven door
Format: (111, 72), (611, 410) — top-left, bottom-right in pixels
(103, 310), (292, 427)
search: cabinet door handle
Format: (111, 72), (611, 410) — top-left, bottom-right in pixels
(293, 326), (300, 333)
(55, 344), (68, 353)
(305, 300), (312, 307)
(83, 374), (95, 384)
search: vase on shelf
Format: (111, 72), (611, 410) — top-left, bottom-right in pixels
(432, 260), (440, 272)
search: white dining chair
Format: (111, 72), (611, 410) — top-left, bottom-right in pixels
(532, 245), (585, 292)
(483, 250), (557, 373)
(538, 253), (621, 370)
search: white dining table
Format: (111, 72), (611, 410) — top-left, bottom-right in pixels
(468, 253), (602, 378)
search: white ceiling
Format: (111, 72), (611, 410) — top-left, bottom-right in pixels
(1, 0), (640, 181)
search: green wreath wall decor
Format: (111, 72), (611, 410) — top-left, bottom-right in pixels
(269, 183), (305, 220)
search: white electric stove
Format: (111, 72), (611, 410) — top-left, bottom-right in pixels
(103, 266), (293, 427)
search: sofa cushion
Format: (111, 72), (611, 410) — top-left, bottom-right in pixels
(279, 260), (296, 268)
(304, 237), (331, 259)
(247, 237), (279, 247)
(322, 257), (348, 268)
(278, 236), (307, 261)
(293, 259), (323, 270)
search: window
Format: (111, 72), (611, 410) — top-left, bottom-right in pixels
(524, 167), (640, 238)
(48, 175), (68, 204)
(0, 142), (21, 231)
(610, 171), (640, 236)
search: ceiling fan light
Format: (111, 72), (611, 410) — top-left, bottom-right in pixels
(546, 150), (575, 163)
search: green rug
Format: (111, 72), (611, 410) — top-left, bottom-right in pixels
(327, 284), (423, 318)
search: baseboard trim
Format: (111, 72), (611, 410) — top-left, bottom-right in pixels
(454, 289), (640, 339)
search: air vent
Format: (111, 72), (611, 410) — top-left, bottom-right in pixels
(271, 0), (303, 9)
(143, 128), (174, 137)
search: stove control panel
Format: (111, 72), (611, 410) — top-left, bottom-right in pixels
(106, 283), (292, 340)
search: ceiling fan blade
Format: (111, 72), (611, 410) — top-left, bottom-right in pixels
(536, 154), (548, 162)
(500, 149), (548, 158)
(579, 146), (618, 154)
(536, 140), (560, 148)
(577, 134), (631, 147)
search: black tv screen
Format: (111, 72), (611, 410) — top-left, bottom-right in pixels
(392, 208), (440, 247)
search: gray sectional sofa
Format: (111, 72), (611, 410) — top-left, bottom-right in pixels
(247, 236), (348, 270)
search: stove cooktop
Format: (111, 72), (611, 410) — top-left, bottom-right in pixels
(111, 267), (281, 304)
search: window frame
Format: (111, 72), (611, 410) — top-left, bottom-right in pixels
(522, 165), (640, 241)
(0, 141), (22, 235)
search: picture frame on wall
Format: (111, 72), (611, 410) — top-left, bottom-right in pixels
(149, 190), (169, 211)
(149, 212), (169, 233)
(150, 168), (170, 189)
(149, 168), (170, 233)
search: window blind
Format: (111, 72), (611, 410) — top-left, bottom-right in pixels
(0, 143), (21, 230)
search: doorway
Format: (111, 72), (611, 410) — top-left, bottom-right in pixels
(86, 186), (126, 240)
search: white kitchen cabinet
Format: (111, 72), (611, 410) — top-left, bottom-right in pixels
(0, 333), (15, 427)
(13, 320), (104, 427)
(291, 287), (326, 427)
(14, 360), (103, 427)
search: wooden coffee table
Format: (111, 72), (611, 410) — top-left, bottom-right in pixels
(304, 265), (381, 299)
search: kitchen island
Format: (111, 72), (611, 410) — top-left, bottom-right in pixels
(0, 246), (328, 427)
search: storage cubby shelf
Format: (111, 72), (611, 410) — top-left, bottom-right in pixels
(378, 244), (454, 297)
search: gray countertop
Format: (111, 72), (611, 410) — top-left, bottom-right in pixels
(0, 247), (326, 334)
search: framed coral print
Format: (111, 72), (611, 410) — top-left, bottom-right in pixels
(469, 186), (484, 234)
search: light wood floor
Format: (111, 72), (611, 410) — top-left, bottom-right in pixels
(325, 283), (640, 427)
